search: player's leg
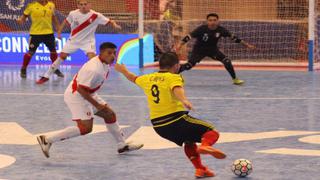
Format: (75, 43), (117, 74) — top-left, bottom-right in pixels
(184, 142), (215, 177)
(179, 50), (206, 73)
(182, 115), (226, 159)
(96, 104), (143, 153)
(42, 34), (64, 77)
(83, 40), (97, 60)
(37, 119), (93, 158)
(151, 113), (215, 178)
(213, 50), (244, 85)
(36, 100), (94, 158)
(20, 35), (40, 78)
(36, 39), (76, 84)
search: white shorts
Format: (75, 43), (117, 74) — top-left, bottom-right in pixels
(61, 39), (96, 55)
(64, 90), (106, 120)
(64, 92), (94, 120)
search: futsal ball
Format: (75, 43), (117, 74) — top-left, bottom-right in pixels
(231, 159), (253, 177)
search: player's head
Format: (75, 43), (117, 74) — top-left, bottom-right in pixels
(77, 0), (90, 13)
(99, 42), (117, 64)
(37, 0), (48, 4)
(159, 52), (180, 73)
(206, 13), (219, 28)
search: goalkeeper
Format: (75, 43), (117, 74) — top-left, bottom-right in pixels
(36, 42), (143, 158)
(175, 13), (255, 85)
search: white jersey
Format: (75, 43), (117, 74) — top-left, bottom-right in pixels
(65, 56), (110, 103)
(65, 9), (109, 43)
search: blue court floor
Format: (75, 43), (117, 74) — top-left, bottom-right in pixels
(0, 65), (319, 180)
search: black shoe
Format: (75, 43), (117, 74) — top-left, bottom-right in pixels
(54, 69), (64, 77)
(20, 68), (26, 78)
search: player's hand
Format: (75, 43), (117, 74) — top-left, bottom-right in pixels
(114, 63), (127, 73)
(57, 32), (62, 39)
(114, 24), (122, 31)
(246, 43), (256, 50)
(17, 19), (24, 25)
(110, 20), (121, 31)
(182, 99), (193, 110)
(174, 44), (182, 52)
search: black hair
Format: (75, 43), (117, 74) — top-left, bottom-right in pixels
(207, 13), (219, 19)
(99, 42), (117, 52)
(159, 52), (179, 69)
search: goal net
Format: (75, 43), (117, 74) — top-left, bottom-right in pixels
(0, 0), (319, 70)
(144, 0), (312, 70)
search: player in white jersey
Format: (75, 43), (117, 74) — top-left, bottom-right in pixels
(36, 0), (121, 84)
(36, 42), (143, 158)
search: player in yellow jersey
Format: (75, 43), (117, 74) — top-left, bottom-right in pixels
(17, 0), (63, 78)
(115, 52), (226, 178)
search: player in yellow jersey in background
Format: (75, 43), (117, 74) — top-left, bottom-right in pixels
(17, 0), (63, 78)
(115, 52), (226, 178)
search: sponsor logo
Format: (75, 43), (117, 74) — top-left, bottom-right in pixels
(6, 0), (25, 11)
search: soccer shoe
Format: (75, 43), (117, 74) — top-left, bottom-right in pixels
(118, 142), (144, 154)
(232, 78), (244, 85)
(36, 77), (49, 84)
(20, 68), (26, 78)
(195, 166), (215, 178)
(37, 135), (52, 158)
(54, 69), (64, 77)
(197, 145), (226, 159)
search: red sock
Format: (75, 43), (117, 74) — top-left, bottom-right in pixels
(184, 143), (205, 170)
(201, 130), (219, 146)
(50, 52), (58, 63)
(22, 53), (32, 69)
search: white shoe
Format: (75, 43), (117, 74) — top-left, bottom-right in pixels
(117, 142), (143, 154)
(37, 135), (52, 158)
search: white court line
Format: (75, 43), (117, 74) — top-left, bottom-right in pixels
(0, 92), (319, 100)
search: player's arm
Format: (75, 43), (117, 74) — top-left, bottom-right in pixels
(108, 19), (121, 30)
(57, 20), (67, 39)
(17, 3), (31, 25)
(114, 63), (137, 83)
(172, 86), (193, 110)
(175, 34), (192, 51)
(223, 27), (255, 49)
(175, 26), (202, 51)
(52, 15), (60, 32)
(77, 85), (105, 110)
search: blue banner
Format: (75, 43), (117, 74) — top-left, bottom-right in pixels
(0, 33), (154, 65)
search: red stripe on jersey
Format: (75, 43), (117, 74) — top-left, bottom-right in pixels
(71, 13), (98, 37)
(72, 74), (78, 93)
(78, 84), (103, 94)
(105, 71), (109, 79)
(65, 19), (70, 26)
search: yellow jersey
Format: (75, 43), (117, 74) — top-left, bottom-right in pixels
(23, 1), (55, 35)
(135, 72), (186, 119)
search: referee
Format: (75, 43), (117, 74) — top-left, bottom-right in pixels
(176, 13), (255, 85)
(17, 0), (63, 78)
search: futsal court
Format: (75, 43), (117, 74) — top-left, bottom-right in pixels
(0, 65), (319, 180)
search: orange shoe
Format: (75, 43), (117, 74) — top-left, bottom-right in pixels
(195, 167), (215, 178)
(197, 145), (226, 159)
(36, 77), (49, 84)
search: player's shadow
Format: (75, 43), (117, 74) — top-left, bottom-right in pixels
(231, 176), (253, 179)
(117, 153), (144, 157)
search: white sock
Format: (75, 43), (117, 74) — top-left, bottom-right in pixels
(46, 126), (81, 143)
(106, 122), (126, 148)
(43, 57), (63, 78)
